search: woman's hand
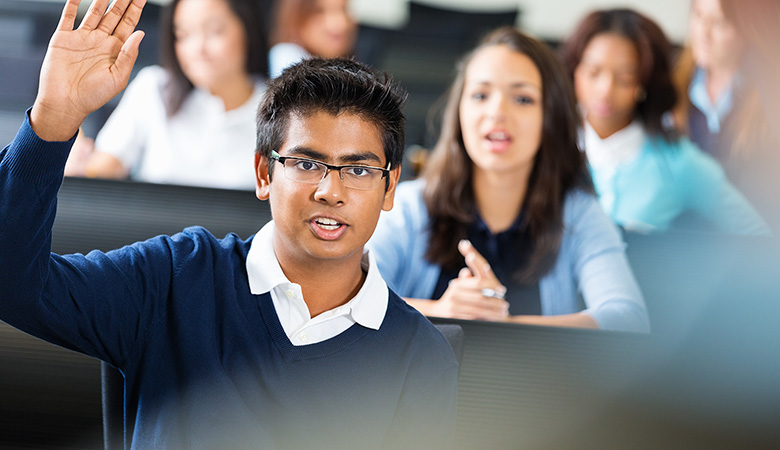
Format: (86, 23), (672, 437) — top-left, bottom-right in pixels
(429, 240), (509, 320)
(31, 0), (146, 141)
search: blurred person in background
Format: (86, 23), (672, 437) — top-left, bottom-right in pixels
(560, 8), (768, 235)
(673, 0), (749, 162)
(700, 0), (780, 232)
(269, 0), (357, 78)
(368, 27), (649, 333)
(65, 0), (268, 190)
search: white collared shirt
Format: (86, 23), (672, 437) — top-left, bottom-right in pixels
(245, 221), (388, 346)
(581, 120), (644, 213)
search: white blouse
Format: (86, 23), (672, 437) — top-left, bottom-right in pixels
(581, 120), (643, 213)
(95, 66), (265, 190)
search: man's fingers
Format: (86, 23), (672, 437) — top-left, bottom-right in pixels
(113, 30), (144, 81)
(112, 0), (147, 42)
(57, 0), (81, 32)
(79, 0), (110, 31)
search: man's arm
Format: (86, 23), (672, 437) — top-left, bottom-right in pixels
(0, 0), (147, 352)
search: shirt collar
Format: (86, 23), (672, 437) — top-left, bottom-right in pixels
(689, 67), (736, 133)
(246, 221), (387, 330)
(582, 119), (644, 170)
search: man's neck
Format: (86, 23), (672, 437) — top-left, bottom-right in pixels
(277, 252), (367, 318)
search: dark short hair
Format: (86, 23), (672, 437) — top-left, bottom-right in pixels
(160, 0), (270, 116)
(255, 58), (407, 179)
(559, 8), (678, 140)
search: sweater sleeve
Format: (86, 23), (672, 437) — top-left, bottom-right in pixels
(0, 111), (172, 367)
(678, 139), (770, 236)
(567, 193), (651, 333)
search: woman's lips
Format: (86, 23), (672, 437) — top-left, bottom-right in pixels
(485, 130), (512, 152)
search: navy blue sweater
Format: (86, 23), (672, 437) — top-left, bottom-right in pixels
(0, 115), (458, 449)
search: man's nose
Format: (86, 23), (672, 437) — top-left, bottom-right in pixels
(313, 168), (347, 204)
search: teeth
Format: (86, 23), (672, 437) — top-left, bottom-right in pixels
(487, 131), (509, 141)
(315, 218), (341, 230)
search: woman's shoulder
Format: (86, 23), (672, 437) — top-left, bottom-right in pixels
(391, 178), (426, 205)
(642, 134), (722, 175)
(562, 188), (600, 217)
(130, 65), (169, 87)
(561, 187), (620, 233)
(269, 43), (310, 78)
(377, 179), (428, 228)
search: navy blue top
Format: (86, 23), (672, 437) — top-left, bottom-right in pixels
(0, 113), (458, 449)
(432, 213), (542, 315)
(688, 101), (734, 165)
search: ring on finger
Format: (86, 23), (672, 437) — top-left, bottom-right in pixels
(481, 288), (506, 299)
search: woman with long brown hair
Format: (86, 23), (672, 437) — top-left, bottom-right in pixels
(368, 27), (649, 333)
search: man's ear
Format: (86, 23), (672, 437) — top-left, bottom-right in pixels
(381, 166), (402, 211)
(255, 152), (271, 201)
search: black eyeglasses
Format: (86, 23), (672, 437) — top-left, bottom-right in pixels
(270, 150), (390, 191)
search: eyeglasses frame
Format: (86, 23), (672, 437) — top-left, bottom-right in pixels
(269, 150), (391, 190)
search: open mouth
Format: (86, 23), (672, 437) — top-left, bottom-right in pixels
(486, 131), (510, 142)
(314, 217), (343, 230)
(485, 130), (512, 151)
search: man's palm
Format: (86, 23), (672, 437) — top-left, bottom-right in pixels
(41, 29), (131, 118)
(32, 0), (145, 141)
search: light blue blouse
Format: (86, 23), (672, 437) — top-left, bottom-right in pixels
(367, 180), (650, 333)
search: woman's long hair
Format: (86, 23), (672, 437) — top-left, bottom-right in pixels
(422, 27), (591, 283)
(159, 0), (269, 116)
(560, 8), (679, 142)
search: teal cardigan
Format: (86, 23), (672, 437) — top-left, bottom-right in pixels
(590, 135), (769, 235)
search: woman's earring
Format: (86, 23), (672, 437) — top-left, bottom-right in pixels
(636, 89), (647, 102)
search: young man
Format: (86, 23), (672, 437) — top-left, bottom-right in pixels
(0, 0), (457, 448)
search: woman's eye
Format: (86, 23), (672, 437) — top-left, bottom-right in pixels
(205, 24), (227, 36)
(514, 96), (534, 105)
(471, 93), (487, 101)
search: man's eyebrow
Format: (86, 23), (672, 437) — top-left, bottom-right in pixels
(284, 146), (384, 165)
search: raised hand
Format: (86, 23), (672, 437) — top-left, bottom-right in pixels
(429, 240), (509, 321)
(31, 0), (146, 141)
